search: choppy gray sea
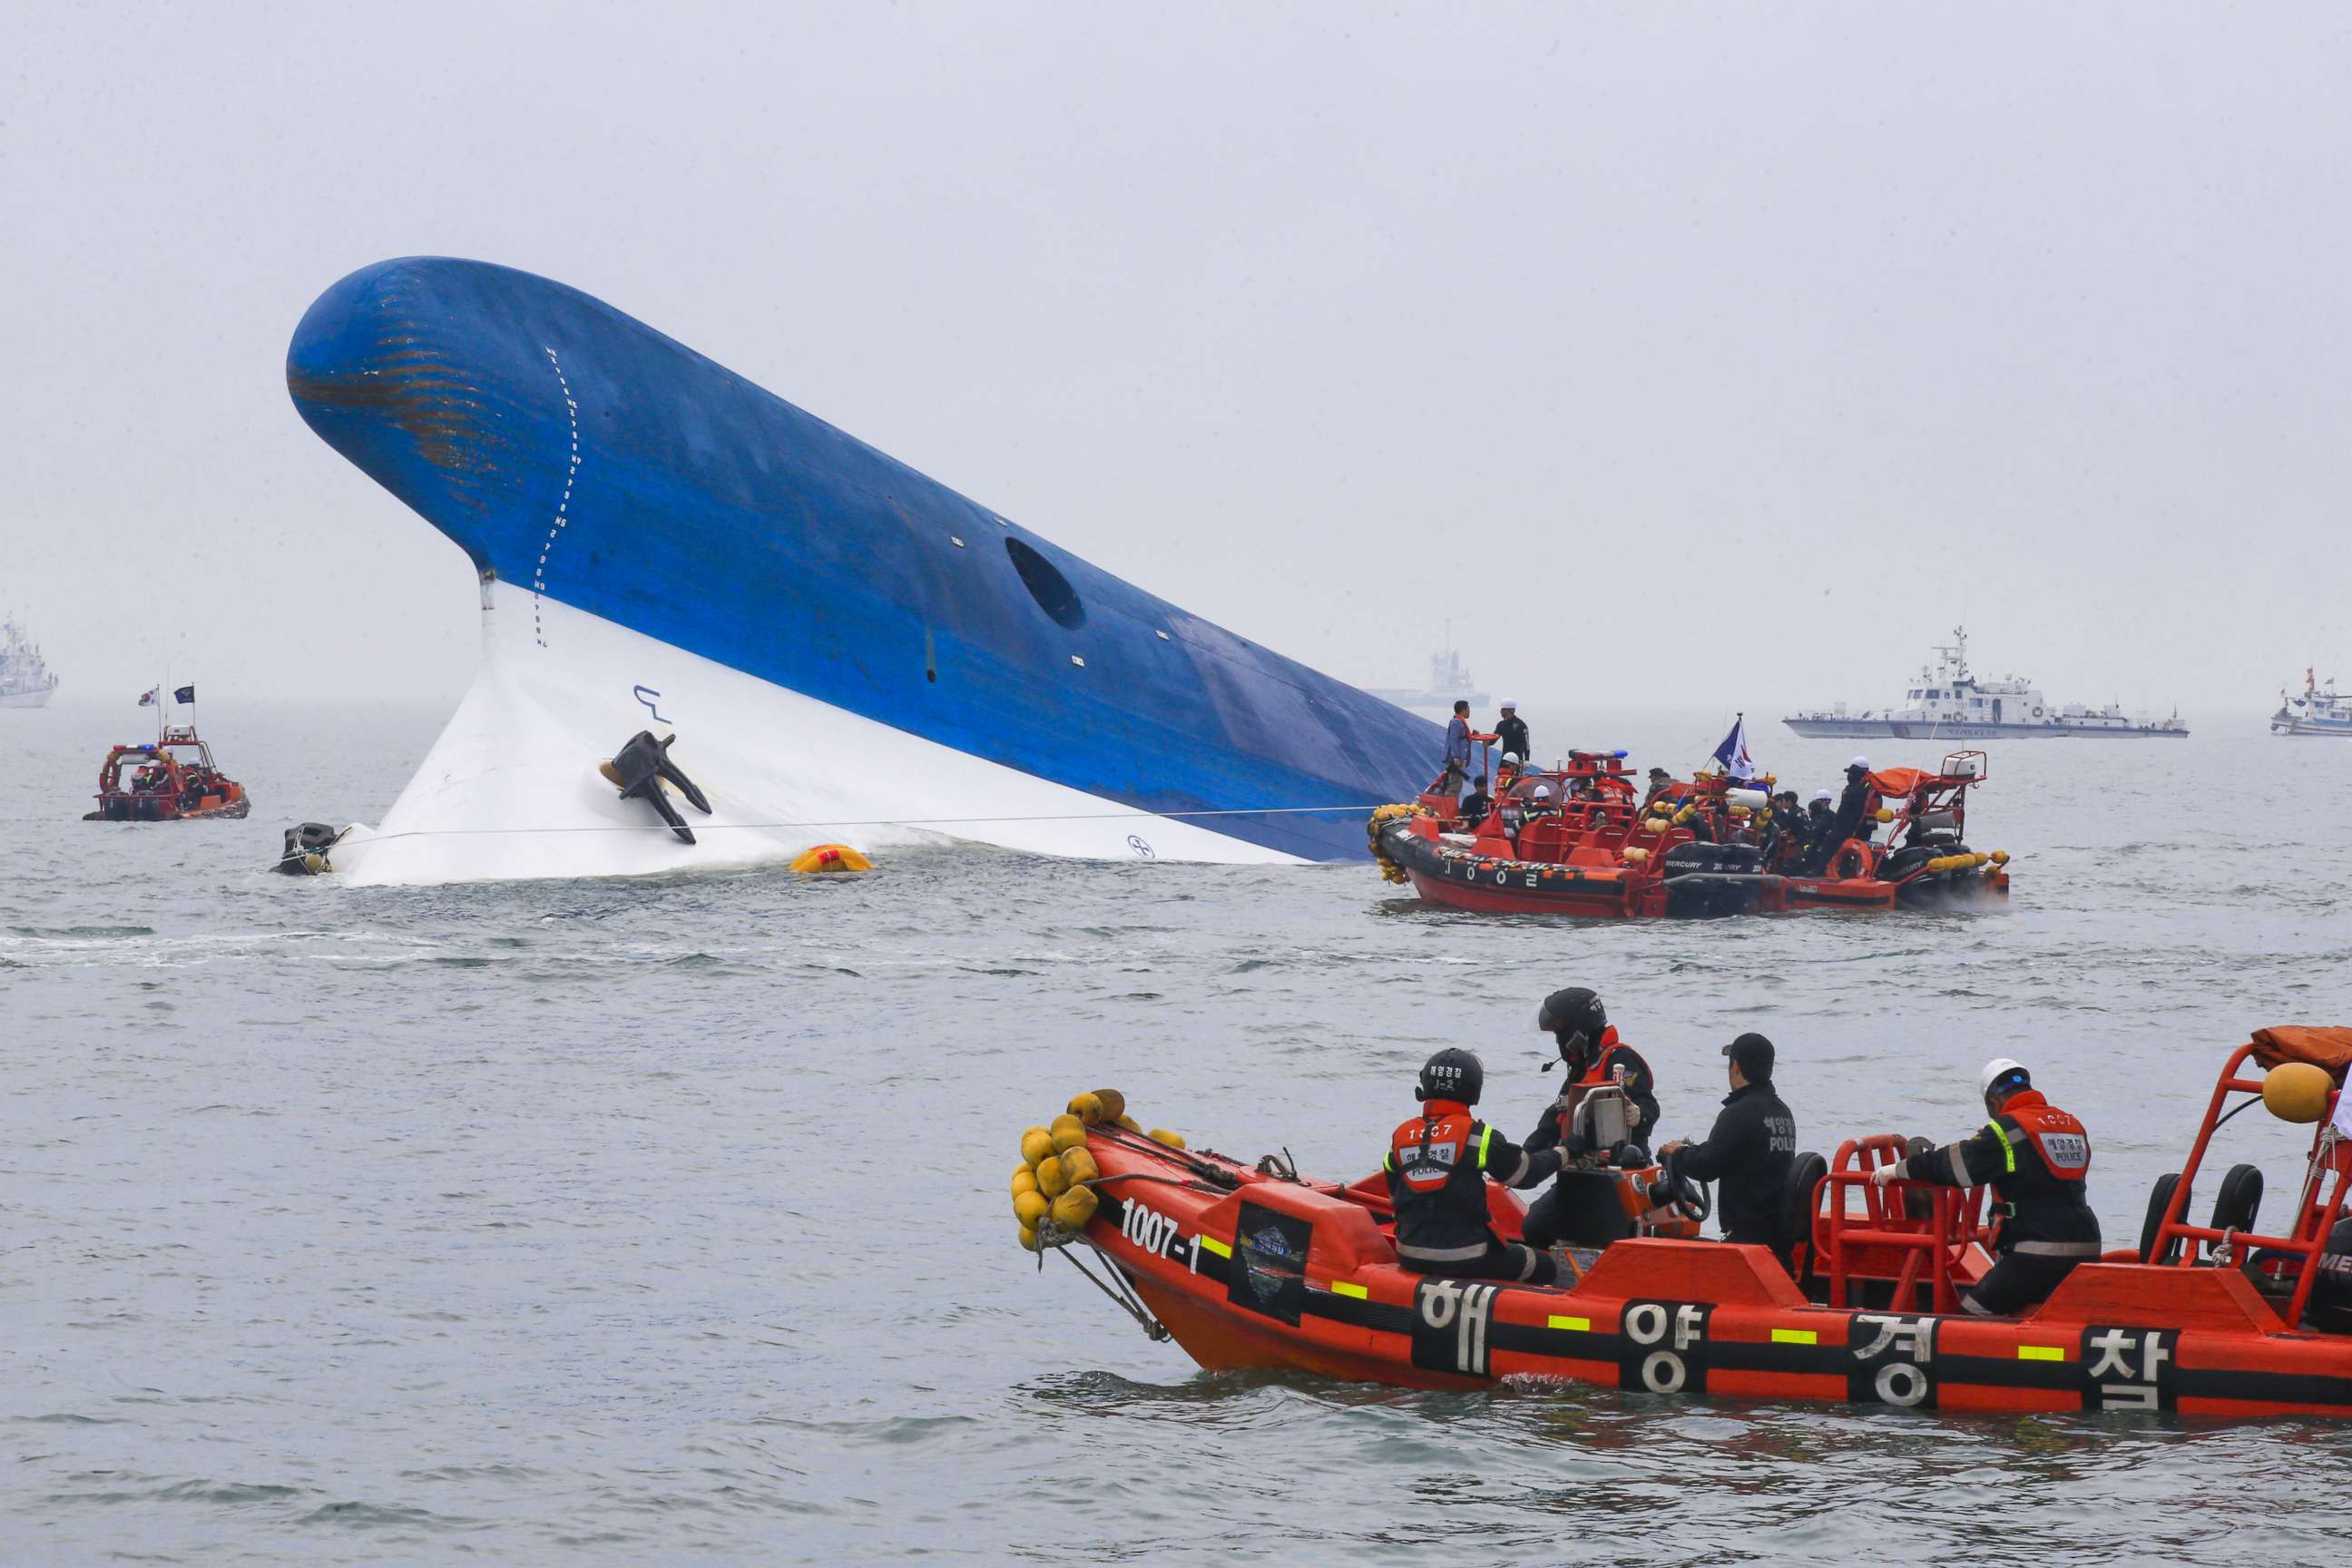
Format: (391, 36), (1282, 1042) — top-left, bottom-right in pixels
(5, 701), (2350, 1564)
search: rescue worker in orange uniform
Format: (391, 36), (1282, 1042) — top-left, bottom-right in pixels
(1871, 1057), (2101, 1316)
(1519, 988), (1662, 1250)
(1385, 1048), (1569, 1285)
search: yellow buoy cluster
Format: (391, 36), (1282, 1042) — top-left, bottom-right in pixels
(792, 844), (873, 873)
(1925, 850), (2000, 875)
(1013, 1089), (1189, 1251)
(1366, 803), (1421, 885)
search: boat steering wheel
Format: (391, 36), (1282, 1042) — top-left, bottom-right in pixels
(1656, 1164), (1711, 1224)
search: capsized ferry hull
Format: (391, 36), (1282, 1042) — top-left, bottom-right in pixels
(1784, 718), (2187, 740)
(288, 258), (1439, 883)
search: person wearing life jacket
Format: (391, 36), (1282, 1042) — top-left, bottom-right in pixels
(1871, 1058), (2101, 1316)
(1798, 788), (1838, 872)
(1520, 988), (1662, 1250)
(1384, 1048), (1568, 1285)
(1641, 767), (1676, 812)
(1658, 1033), (1796, 1252)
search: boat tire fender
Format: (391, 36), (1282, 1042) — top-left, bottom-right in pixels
(2209, 1163), (2264, 1251)
(2140, 1172), (2190, 1263)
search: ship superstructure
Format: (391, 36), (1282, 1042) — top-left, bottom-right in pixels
(0, 617), (59, 709)
(1784, 628), (2185, 740)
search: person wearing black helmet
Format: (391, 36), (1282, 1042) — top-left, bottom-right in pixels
(1869, 1058), (2100, 1315)
(1657, 1033), (1796, 1253)
(1519, 988), (1661, 1250)
(1384, 1047), (1570, 1286)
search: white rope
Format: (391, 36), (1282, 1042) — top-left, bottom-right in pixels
(348, 801), (1394, 845)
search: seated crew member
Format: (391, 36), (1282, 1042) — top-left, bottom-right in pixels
(1641, 767), (1676, 812)
(1871, 1058), (2100, 1316)
(1659, 1034), (1795, 1252)
(1523, 783), (1558, 818)
(1384, 1048), (1568, 1285)
(1456, 773), (1493, 828)
(1522, 988), (1661, 1250)
(1493, 701), (1530, 768)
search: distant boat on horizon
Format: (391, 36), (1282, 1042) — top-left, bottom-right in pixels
(1363, 632), (1489, 710)
(0, 615), (60, 709)
(2273, 669), (2352, 737)
(1784, 627), (2186, 740)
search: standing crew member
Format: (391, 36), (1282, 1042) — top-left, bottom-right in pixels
(1642, 767), (1676, 812)
(1658, 1034), (1795, 1251)
(1439, 701), (1478, 792)
(1798, 788), (1838, 872)
(1494, 701), (1531, 769)
(1522, 988), (1661, 1250)
(1870, 1058), (2100, 1315)
(1384, 1048), (1568, 1285)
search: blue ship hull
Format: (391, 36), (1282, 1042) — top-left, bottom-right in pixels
(287, 258), (1440, 866)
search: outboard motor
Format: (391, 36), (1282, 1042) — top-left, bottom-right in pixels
(274, 821), (342, 875)
(600, 730), (712, 845)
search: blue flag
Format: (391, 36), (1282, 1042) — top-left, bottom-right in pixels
(1710, 714), (1755, 781)
(173, 684), (196, 704)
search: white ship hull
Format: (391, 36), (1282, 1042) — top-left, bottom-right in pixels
(328, 584), (1307, 887)
(2272, 714), (2352, 737)
(0, 687), (55, 710)
(1786, 717), (2186, 740)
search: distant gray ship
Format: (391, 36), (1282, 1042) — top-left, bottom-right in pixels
(1785, 627), (2185, 740)
(1364, 634), (1489, 710)
(0, 616), (59, 709)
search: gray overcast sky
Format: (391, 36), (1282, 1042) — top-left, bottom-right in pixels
(4, 3), (2347, 717)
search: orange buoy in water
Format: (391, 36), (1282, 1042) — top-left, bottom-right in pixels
(791, 844), (872, 874)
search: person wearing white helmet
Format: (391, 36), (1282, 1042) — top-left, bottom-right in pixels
(1870, 1058), (2101, 1315)
(1494, 701), (1530, 767)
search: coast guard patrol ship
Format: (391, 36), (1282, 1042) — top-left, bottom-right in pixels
(1785, 628), (2186, 740)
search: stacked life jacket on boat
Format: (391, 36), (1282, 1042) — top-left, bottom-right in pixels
(1900, 1090), (2102, 1258)
(1384, 1100), (1563, 1267)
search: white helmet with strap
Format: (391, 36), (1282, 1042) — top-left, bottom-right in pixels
(1979, 1057), (2030, 1100)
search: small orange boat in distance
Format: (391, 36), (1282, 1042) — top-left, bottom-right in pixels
(84, 725), (250, 821)
(1016, 1027), (2352, 1419)
(1369, 749), (2007, 918)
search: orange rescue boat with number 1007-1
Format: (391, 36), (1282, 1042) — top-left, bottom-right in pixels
(1369, 750), (2007, 917)
(1014, 1028), (2352, 1420)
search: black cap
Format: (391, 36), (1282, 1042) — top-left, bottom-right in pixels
(1722, 1032), (1775, 1078)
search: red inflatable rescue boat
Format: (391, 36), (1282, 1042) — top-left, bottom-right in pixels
(1017, 1028), (2352, 1418)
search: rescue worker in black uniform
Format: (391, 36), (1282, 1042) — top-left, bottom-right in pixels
(1385, 1048), (1569, 1285)
(1520, 988), (1662, 1250)
(1642, 767), (1675, 812)
(1493, 701), (1530, 769)
(1872, 1057), (2100, 1316)
(1658, 1033), (1796, 1252)
(1798, 787), (1838, 872)
(1456, 773), (1493, 828)
(1821, 757), (1876, 864)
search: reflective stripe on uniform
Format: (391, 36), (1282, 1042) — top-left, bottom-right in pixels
(1397, 1239), (1492, 1263)
(1985, 1120), (2017, 1174)
(1476, 1124), (1494, 1169)
(1946, 1142), (1972, 1186)
(2011, 1240), (2102, 1258)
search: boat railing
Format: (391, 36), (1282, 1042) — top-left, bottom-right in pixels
(1820, 1135), (1990, 1316)
(2150, 1041), (2352, 1329)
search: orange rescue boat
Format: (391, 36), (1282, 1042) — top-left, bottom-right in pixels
(1016, 1028), (2352, 1419)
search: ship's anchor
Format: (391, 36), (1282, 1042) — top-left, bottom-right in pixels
(600, 730), (711, 844)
